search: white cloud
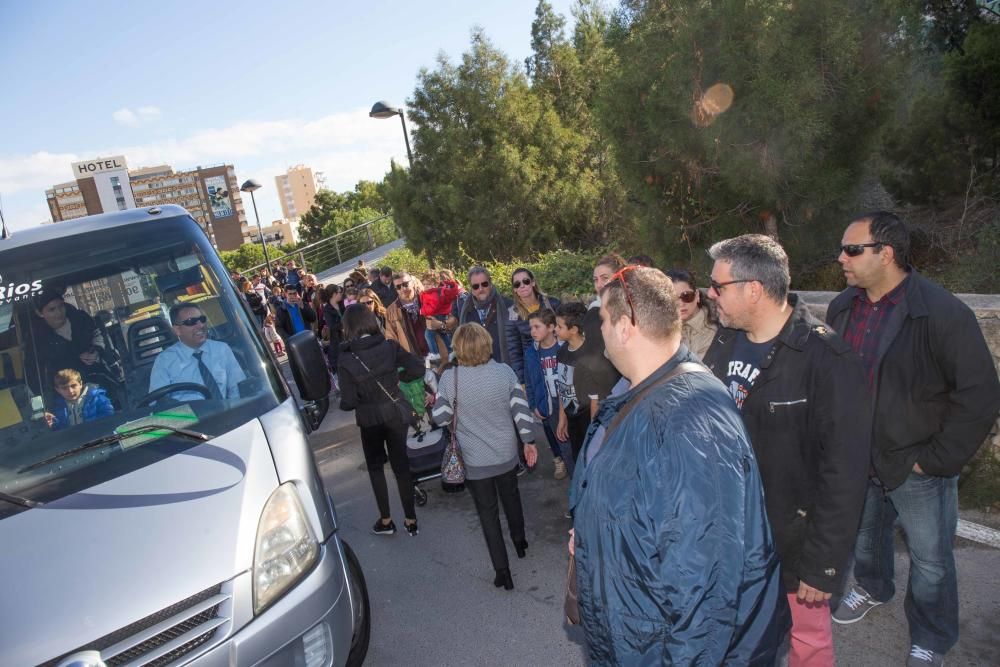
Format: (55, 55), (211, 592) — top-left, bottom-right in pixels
(112, 106), (162, 127)
(0, 106), (409, 231)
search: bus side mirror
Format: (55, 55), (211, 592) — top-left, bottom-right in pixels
(286, 331), (331, 402)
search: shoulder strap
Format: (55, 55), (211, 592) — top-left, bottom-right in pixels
(350, 352), (400, 405)
(605, 362), (708, 436)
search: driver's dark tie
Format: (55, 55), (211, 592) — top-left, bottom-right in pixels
(192, 351), (223, 399)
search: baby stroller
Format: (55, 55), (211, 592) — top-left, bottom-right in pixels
(399, 370), (452, 506)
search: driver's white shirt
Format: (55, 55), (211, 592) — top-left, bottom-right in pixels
(148, 339), (245, 401)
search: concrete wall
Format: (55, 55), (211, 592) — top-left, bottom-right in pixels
(798, 291), (1000, 463)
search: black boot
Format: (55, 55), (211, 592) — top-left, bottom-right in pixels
(493, 568), (514, 590)
(514, 540), (528, 559)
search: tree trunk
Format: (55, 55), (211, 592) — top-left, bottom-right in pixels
(763, 213), (779, 241)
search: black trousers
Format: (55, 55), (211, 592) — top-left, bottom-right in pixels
(359, 420), (416, 521)
(465, 466), (526, 571)
(566, 409), (592, 464)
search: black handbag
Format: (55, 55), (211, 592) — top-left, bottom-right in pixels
(349, 353), (418, 427)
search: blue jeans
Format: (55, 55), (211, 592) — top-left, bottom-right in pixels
(423, 315), (452, 357)
(541, 412), (576, 478)
(853, 473), (959, 654)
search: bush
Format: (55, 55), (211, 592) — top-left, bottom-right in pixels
(377, 245), (608, 302)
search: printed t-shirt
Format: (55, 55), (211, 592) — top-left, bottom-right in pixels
(723, 331), (774, 410)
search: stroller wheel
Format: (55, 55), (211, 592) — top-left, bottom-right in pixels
(414, 486), (428, 506)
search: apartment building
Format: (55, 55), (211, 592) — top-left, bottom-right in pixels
(274, 164), (317, 220)
(44, 156), (248, 251)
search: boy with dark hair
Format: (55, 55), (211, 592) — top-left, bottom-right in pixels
(44, 368), (115, 430)
(524, 308), (568, 479)
(554, 302), (620, 467)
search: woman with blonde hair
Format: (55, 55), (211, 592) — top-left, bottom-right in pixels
(431, 323), (538, 590)
(504, 267), (561, 385)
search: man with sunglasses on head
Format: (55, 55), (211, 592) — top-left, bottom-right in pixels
(570, 265), (788, 665)
(702, 234), (871, 667)
(447, 266), (513, 366)
(149, 304), (246, 401)
(827, 212), (1000, 667)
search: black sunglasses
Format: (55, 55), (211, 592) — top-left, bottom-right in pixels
(394, 281), (411, 291)
(512, 278), (533, 289)
(360, 299), (375, 306)
(178, 315), (207, 327)
(840, 242), (882, 257)
(678, 290), (697, 303)
(709, 278), (754, 293)
(471, 280), (490, 290)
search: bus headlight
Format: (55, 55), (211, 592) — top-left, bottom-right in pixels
(253, 482), (319, 615)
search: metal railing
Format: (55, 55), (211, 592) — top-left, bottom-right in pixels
(247, 213), (399, 276)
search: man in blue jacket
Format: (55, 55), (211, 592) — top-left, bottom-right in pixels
(570, 265), (789, 665)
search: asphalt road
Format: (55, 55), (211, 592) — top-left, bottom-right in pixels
(309, 405), (1000, 666)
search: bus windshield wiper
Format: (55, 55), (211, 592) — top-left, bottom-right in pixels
(19, 424), (211, 474)
(0, 491), (42, 508)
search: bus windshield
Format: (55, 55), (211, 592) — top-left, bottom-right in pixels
(0, 215), (287, 514)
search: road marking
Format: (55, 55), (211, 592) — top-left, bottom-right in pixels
(957, 519), (1000, 549)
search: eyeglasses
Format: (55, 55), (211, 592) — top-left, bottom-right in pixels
(608, 266), (639, 326)
(178, 315), (207, 327)
(360, 300), (374, 306)
(394, 281), (410, 291)
(471, 280), (490, 291)
(709, 278), (754, 293)
(840, 242), (882, 257)
(512, 278), (533, 289)
(678, 290), (697, 303)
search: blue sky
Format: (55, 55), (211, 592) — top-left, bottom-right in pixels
(0, 0), (581, 231)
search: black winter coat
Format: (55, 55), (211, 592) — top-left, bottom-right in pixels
(338, 333), (424, 428)
(322, 303), (342, 371)
(703, 294), (872, 593)
(826, 271), (1000, 490)
(274, 301), (317, 340)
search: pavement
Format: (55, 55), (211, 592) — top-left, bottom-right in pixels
(314, 238), (405, 287)
(302, 397), (1000, 667)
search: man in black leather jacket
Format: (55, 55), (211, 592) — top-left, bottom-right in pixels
(703, 234), (871, 667)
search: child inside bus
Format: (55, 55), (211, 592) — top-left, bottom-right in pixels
(43, 368), (115, 431)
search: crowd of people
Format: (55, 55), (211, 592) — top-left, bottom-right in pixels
(236, 212), (1000, 667)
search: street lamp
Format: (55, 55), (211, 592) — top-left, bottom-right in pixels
(369, 100), (414, 167)
(239, 179), (271, 270)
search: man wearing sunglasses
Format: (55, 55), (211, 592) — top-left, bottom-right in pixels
(447, 266), (513, 366)
(702, 234), (871, 667)
(570, 265), (788, 665)
(149, 304), (245, 401)
(827, 212), (1000, 667)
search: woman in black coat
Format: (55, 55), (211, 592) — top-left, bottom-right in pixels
(338, 304), (425, 536)
(320, 285), (343, 374)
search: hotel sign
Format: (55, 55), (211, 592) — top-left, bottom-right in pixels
(72, 155), (128, 177)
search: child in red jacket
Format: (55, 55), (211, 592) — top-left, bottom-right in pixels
(420, 269), (462, 360)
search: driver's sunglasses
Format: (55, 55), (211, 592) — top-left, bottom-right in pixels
(608, 265), (639, 326)
(394, 281), (410, 291)
(840, 242), (882, 257)
(471, 280), (490, 291)
(178, 315), (207, 327)
(512, 278), (533, 289)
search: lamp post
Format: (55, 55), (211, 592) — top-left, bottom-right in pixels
(370, 100), (436, 267)
(369, 101), (413, 167)
(239, 179), (271, 270)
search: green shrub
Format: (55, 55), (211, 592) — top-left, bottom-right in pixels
(376, 245), (608, 302)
